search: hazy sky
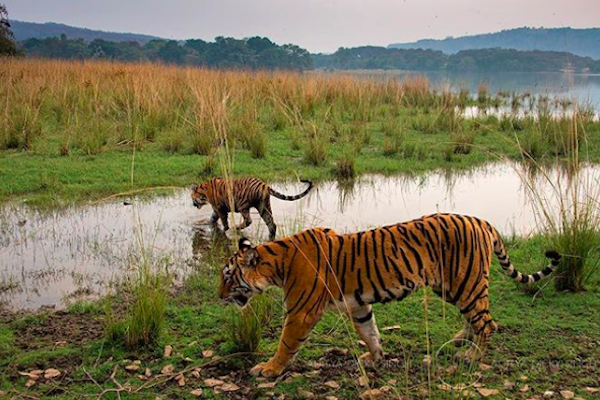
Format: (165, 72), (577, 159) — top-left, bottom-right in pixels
(4, 0), (599, 53)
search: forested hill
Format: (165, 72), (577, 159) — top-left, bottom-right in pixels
(388, 27), (600, 59)
(19, 35), (314, 70)
(10, 20), (161, 44)
(11, 20), (600, 73)
(314, 46), (600, 73)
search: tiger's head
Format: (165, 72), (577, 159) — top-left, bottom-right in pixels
(220, 238), (270, 308)
(190, 182), (209, 209)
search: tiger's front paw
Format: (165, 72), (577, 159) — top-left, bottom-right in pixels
(250, 360), (286, 378)
(359, 351), (382, 369)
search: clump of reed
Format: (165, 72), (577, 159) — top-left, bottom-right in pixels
(302, 122), (329, 166)
(105, 252), (171, 348)
(457, 87), (470, 109)
(0, 104), (43, 151)
(333, 149), (357, 180)
(159, 128), (186, 153)
(381, 120), (404, 157)
(477, 82), (489, 107)
(518, 112), (600, 292)
(450, 129), (475, 155)
(400, 75), (433, 107)
(228, 290), (280, 352)
(520, 128), (544, 160)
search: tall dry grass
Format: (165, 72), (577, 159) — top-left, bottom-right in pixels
(0, 59), (456, 157)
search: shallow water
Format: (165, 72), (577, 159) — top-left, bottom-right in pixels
(1, 162), (599, 310)
(398, 71), (600, 111)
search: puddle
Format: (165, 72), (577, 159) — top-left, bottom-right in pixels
(1, 162), (599, 310)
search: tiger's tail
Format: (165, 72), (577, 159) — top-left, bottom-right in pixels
(491, 228), (561, 283)
(269, 180), (313, 201)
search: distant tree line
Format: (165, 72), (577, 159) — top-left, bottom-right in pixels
(447, 48), (600, 72)
(315, 46), (600, 73)
(19, 35), (314, 70)
(5, 1), (599, 75)
(313, 46), (447, 71)
(0, 3), (20, 55)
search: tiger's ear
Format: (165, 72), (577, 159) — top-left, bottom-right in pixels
(239, 237), (259, 267)
(190, 184), (199, 192)
(239, 237), (252, 251)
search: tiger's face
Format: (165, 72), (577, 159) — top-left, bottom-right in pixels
(220, 238), (267, 309)
(190, 183), (209, 209)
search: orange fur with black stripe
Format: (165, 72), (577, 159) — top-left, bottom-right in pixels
(191, 178), (312, 240)
(220, 213), (561, 377)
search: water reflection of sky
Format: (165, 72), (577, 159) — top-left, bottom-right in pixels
(1, 162), (599, 310)
(397, 71), (600, 110)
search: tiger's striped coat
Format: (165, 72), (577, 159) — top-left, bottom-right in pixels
(191, 178), (312, 240)
(219, 213), (561, 377)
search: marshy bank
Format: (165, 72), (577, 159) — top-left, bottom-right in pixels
(2, 59), (600, 207)
(2, 162), (600, 311)
(1, 58), (600, 399)
(0, 219), (599, 399)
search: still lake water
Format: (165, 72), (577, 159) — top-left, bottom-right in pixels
(394, 71), (600, 110)
(2, 163), (599, 310)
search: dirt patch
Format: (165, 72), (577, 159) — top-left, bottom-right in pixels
(14, 310), (104, 350)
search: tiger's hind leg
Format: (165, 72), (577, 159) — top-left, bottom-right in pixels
(457, 291), (497, 363)
(350, 306), (384, 367)
(258, 202), (277, 240)
(432, 289), (474, 348)
(452, 321), (474, 348)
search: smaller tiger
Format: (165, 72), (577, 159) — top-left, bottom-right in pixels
(191, 177), (313, 240)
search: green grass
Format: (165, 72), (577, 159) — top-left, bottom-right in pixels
(3, 112), (600, 208)
(2, 60), (600, 209)
(1, 236), (599, 399)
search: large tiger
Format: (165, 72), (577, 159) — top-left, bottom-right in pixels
(219, 213), (561, 377)
(191, 178), (313, 240)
